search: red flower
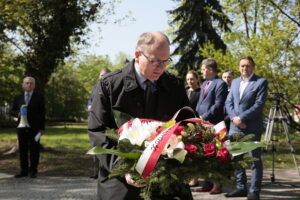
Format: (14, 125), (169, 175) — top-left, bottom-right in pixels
(216, 148), (230, 162)
(173, 126), (184, 136)
(184, 144), (198, 156)
(194, 133), (203, 142)
(203, 143), (216, 157)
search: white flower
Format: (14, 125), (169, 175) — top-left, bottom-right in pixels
(119, 118), (164, 146)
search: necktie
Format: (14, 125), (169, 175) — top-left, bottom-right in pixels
(144, 80), (156, 117)
(202, 81), (210, 98)
(25, 93), (30, 105)
(144, 80), (155, 104)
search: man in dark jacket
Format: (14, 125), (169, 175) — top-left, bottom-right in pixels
(194, 58), (228, 194)
(88, 32), (191, 200)
(11, 76), (45, 178)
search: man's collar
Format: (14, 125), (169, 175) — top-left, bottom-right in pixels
(205, 75), (218, 81)
(25, 91), (33, 95)
(134, 62), (156, 85)
(241, 73), (254, 82)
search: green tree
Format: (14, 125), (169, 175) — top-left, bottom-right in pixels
(45, 61), (87, 122)
(0, 0), (109, 93)
(45, 54), (115, 121)
(75, 54), (113, 94)
(0, 44), (24, 106)
(168, 0), (232, 75)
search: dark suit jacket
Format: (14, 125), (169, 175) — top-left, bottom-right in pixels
(186, 87), (200, 111)
(11, 92), (45, 132)
(88, 60), (190, 200)
(225, 74), (268, 139)
(195, 77), (228, 124)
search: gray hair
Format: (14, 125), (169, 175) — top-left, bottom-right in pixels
(23, 76), (35, 85)
(135, 32), (170, 52)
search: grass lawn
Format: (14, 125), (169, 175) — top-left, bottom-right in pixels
(1, 125), (300, 176)
(0, 125), (94, 176)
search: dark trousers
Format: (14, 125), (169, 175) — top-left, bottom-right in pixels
(17, 128), (40, 174)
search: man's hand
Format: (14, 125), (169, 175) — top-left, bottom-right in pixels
(232, 116), (247, 129)
(125, 173), (146, 188)
(87, 105), (92, 112)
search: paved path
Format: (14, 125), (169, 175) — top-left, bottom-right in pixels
(0, 168), (300, 200)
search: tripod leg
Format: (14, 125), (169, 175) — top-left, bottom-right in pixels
(265, 107), (276, 149)
(279, 109), (300, 177)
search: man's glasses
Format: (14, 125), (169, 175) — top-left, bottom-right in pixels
(141, 52), (172, 66)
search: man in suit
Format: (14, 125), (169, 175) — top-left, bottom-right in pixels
(195, 58), (228, 194)
(88, 32), (192, 200)
(11, 76), (45, 178)
(222, 70), (234, 130)
(225, 56), (268, 200)
(222, 70), (234, 92)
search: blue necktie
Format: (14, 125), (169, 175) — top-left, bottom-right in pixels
(25, 93), (30, 105)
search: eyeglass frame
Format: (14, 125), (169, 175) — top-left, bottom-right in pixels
(140, 51), (172, 66)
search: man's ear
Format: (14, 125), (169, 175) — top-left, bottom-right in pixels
(134, 50), (140, 63)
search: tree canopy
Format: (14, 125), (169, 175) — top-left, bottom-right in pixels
(0, 0), (103, 93)
(168, 0), (232, 75)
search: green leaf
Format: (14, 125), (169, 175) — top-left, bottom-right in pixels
(112, 110), (133, 127)
(229, 142), (266, 157)
(87, 146), (141, 159)
(171, 149), (187, 163)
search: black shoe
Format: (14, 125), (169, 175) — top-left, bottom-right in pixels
(29, 172), (37, 178)
(14, 173), (28, 178)
(225, 189), (247, 197)
(247, 192), (260, 200)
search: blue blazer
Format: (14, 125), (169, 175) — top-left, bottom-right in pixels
(225, 74), (268, 138)
(195, 77), (228, 124)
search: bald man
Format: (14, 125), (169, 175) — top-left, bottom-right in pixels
(88, 32), (192, 200)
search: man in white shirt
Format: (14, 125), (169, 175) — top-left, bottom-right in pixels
(225, 57), (268, 200)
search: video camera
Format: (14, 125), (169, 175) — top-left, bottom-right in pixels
(269, 92), (285, 106)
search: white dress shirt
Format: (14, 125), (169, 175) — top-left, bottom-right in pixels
(239, 73), (253, 99)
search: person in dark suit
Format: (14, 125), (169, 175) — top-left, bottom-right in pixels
(222, 70), (234, 130)
(225, 56), (268, 200)
(194, 58), (228, 194)
(185, 70), (201, 111)
(11, 76), (45, 178)
(88, 32), (192, 200)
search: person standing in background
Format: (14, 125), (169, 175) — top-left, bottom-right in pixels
(185, 70), (201, 187)
(222, 70), (234, 92)
(186, 70), (201, 111)
(194, 58), (228, 195)
(222, 70), (234, 130)
(11, 76), (45, 178)
(87, 68), (111, 112)
(225, 56), (268, 200)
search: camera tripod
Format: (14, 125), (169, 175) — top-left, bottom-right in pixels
(264, 94), (300, 183)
